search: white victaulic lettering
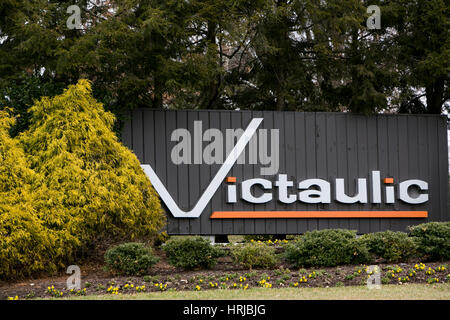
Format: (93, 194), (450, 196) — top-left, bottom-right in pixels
(371, 171), (382, 203)
(399, 180), (429, 204)
(298, 179), (331, 204)
(275, 174), (297, 203)
(144, 118), (430, 218)
(241, 178), (273, 204)
(385, 185), (395, 203)
(335, 178), (368, 203)
(227, 184), (237, 203)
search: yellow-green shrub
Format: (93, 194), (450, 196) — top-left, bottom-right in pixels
(20, 80), (165, 243)
(0, 110), (68, 278)
(0, 80), (165, 278)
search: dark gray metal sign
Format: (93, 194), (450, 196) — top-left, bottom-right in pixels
(122, 110), (449, 235)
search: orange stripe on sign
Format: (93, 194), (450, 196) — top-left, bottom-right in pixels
(210, 211), (428, 219)
(225, 177), (237, 183)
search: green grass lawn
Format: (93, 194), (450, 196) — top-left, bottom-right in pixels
(53, 283), (449, 300)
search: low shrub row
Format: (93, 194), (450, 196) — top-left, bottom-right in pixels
(104, 222), (449, 275)
(284, 229), (371, 267)
(162, 237), (224, 270)
(285, 222), (449, 267)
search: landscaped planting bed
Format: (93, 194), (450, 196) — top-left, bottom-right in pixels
(0, 249), (448, 300)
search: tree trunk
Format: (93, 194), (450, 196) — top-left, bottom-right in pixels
(426, 76), (445, 114)
(204, 21), (220, 109)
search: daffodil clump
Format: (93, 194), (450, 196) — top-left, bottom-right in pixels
(154, 283), (167, 291)
(219, 275), (230, 282)
(415, 263), (426, 271)
(436, 265), (447, 272)
(258, 277), (272, 288)
(107, 286), (120, 295)
(249, 239), (289, 246)
(135, 285), (145, 292)
(47, 285), (64, 297)
(427, 277), (439, 284)
(398, 276), (410, 283)
(7, 296), (19, 300)
(69, 288), (87, 296)
(387, 270), (396, 278)
(209, 282), (219, 288)
(298, 276), (308, 283)
(123, 283), (135, 290)
(366, 266), (379, 276)
(235, 283), (247, 289)
(392, 266), (403, 273)
(195, 285), (201, 291)
(386, 266), (403, 278)
(425, 267), (435, 275)
(308, 271), (317, 279)
(408, 269), (416, 277)
(239, 276), (246, 282)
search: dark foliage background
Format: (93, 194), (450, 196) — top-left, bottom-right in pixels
(1, 0), (448, 134)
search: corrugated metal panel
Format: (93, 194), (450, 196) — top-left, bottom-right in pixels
(122, 109), (449, 235)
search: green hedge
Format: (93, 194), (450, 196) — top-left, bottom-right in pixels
(104, 243), (159, 276)
(408, 222), (450, 261)
(284, 229), (371, 267)
(162, 237), (224, 270)
(231, 242), (278, 269)
(360, 231), (418, 263)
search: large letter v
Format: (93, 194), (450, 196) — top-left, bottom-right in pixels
(141, 118), (263, 218)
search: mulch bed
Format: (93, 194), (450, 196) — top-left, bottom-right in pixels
(0, 249), (448, 299)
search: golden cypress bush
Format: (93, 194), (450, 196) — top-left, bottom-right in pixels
(20, 79), (165, 242)
(0, 109), (63, 278)
(0, 80), (165, 278)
